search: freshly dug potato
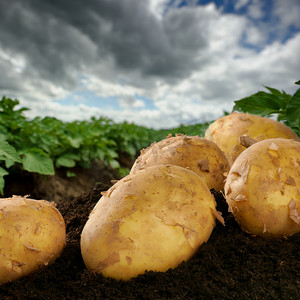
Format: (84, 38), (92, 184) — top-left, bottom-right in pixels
(224, 138), (300, 238)
(81, 164), (219, 281)
(0, 196), (66, 284)
(131, 134), (230, 191)
(205, 112), (300, 166)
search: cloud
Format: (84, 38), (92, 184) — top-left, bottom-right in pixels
(273, 0), (300, 29)
(234, 0), (250, 10)
(247, 0), (265, 20)
(149, 0), (169, 19)
(0, 0), (299, 129)
(119, 95), (145, 109)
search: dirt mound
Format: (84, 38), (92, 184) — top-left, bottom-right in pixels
(0, 179), (299, 299)
(3, 160), (120, 203)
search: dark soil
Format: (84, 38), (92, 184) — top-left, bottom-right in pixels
(0, 161), (299, 299)
(3, 160), (120, 204)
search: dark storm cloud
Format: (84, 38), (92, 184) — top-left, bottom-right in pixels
(0, 59), (24, 91)
(0, 0), (208, 92)
(0, 0), (97, 89)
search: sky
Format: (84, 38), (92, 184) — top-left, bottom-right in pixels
(0, 0), (299, 129)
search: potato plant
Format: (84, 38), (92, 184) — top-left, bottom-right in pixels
(0, 96), (213, 194)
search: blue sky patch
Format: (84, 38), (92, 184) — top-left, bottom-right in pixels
(55, 90), (121, 111)
(135, 94), (158, 110)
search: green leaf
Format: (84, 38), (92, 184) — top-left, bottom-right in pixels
(285, 88), (300, 129)
(22, 148), (55, 175)
(96, 148), (106, 161)
(56, 156), (76, 168)
(0, 166), (9, 194)
(79, 160), (91, 169)
(117, 167), (130, 178)
(4, 158), (15, 168)
(126, 144), (137, 157)
(264, 86), (280, 94)
(55, 152), (80, 168)
(295, 80), (300, 85)
(106, 149), (118, 159)
(109, 159), (120, 169)
(264, 86), (291, 105)
(233, 91), (285, 116)
(0, 132), (8, 140)
(67, 136), (82, 148)
(0, 155), (15, 168)
(0, 141), (22, 163)
(66, 171), (76, 177)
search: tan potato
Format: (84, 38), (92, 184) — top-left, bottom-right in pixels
(205, 112), (300, 166)
(224, 138), (300, 238)
(0, 196), (66, 284)
(81, 164), (219, 281)
(131, 134), (230, 191)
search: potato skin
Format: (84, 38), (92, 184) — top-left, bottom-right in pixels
(0, 196), (66, 284)
(81, 164), (217, 280)
(205, 112), (300, 166)
(224, 138), (300, 238)
(131, 134), (230, 191)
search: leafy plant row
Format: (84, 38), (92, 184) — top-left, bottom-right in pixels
(0, 97), (162, 193)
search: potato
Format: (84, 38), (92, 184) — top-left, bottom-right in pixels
(131, 134), (230, 191)
(224, 138), (300, 238)
(0, 196), (66, 284)
(205, 112), (300, 166)
(81, 164), (219, 281)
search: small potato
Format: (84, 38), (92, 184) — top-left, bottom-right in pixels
(0, 196), (66, 284)
(81, 164), (218, 281)
(224, 138), (300, 238)
(205, 112), (300, 166)
(131, 134), (230, 191)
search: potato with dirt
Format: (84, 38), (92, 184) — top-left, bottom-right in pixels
(224, 138), (300, 238)
(81, 164), (220, 281)
(131, 134), (230, 192)
(0, 196), (66, 284)
(205, 112), (300, 166)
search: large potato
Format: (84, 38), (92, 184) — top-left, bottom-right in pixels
(0, 196), (66, 284)
(81, 164), (218, 281)
(224, 138), (300, 238)
(131, 134), (230, 191)
(205, 112), (299, 166)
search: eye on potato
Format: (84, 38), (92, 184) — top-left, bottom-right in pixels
(81, 164), (219, 281)
(224, 138), (300, 238)
(205, 112), (300, 166)
(0, 196), (66, 284)
(131, 134), (230, 192)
